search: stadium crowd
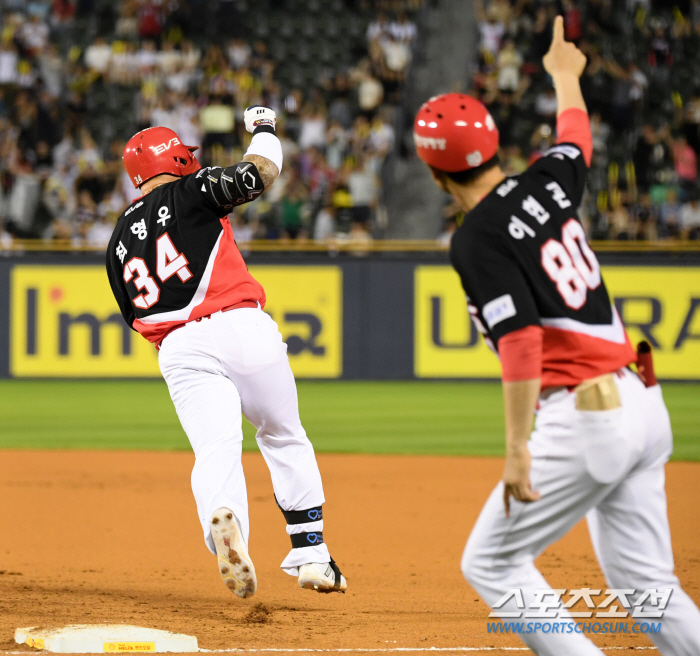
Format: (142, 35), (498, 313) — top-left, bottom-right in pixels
(472, 0), (700, 240)
(0, 0), (421, 248)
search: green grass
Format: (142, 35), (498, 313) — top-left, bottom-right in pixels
(0, 380), (698, 460)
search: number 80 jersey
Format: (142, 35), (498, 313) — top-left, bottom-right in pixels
(449, 142), (636, 388)
(106, 169), (266, 346)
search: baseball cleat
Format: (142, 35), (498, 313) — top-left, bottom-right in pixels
(210, 508), (256, 599)
(298, 559), (347, 593)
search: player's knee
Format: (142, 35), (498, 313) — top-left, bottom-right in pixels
(460, 544), (491, 589)
(256, 427), (311, 448)
(610, 567), (680, 594)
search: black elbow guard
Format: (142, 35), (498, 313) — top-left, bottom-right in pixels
(199, 162), (265, 208)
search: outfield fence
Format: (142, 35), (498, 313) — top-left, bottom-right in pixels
(0, 250), (698, 381)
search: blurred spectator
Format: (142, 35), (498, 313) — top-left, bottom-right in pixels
(17, 14), (50, 58)
(497, 38), (522, 92)
(501, 145), (528, 175)
(347, 219), (373, 255)
(136, 39), (158, 74)
(368, 114), (395, 159)
(590, 112), (610, 159)
(200, 96), (235, 154)
(227, 38), (251, 70)
(469, 0), (700, 244)
(0, 1), (419, 246)
(367, 12), (390, 44)
(0, 42), (19, 85)
(534, 87), (558, 122)
(138, 1), (162, 40)
(679, 196), (700, 239)
(606, 191), (634, 240)
(314, 204), (336, 242)
(476, 0), (505, 56)
(51, 0), (77, 26)
(347, 156), (379, 226)
(38, 44), (64, 97)
(86, 212), (114, 247)
(660, 187), (682, 238)
(633, 125), (671, 191)
(381, 32), (412, 79)
(298, 103), (328, 151)
(281, 178), (308, 240)
(562, 0), (582, 41)
(158, 40), (181, 76)
(672, 135), (698, 190)
(629, 193), (660, 240)
(355, 61), (384, 115)
(230, 212), (255, 245)
(390, 13), (417, 43)
(84, 37), (112, 75)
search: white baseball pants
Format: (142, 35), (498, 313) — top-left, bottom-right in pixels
(158, 307), (331, 574)
(462, 368), (700, 655)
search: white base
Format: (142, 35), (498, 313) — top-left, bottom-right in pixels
(15, 625), (199, 653)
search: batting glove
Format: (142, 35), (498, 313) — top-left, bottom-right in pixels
(244, 106), (277, 134)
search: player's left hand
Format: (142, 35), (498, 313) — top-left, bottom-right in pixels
(502, 448), (541, 517)
(244, 106), (277, 134)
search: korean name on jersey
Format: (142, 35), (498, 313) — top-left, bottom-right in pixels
(449, 143), (635, 387)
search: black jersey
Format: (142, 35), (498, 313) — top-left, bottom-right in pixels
(449, 142), (635, 387)
(107, 164), (266, 345)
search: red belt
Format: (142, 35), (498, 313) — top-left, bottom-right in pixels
(193, 299), (258, 321)
(159, 300), (259, 345)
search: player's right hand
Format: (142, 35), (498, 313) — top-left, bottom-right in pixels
(543, 16), (587, 79)
(244, 106), (277, 134)
(502, 448), (541, 517)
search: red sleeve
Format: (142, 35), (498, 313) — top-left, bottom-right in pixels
(499, 325), (543, 382)
(556, 108), (592, 167)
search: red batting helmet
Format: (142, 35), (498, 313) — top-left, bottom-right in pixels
(123, 126), (201, 189)
(413, 94), (499, 173)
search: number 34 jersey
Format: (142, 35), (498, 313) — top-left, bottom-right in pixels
(106, 168), (266, 346)
(449, 142), (636, 388)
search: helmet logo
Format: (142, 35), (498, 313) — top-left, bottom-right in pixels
(466, 151), (483, 167)
(414, 133), (447, 150)
(151, 137), (181, 156)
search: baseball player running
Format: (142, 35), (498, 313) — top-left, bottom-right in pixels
(106, 106), (346, 598)
(414, 18), (700, 655)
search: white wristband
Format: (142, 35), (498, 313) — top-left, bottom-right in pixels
(245, 132), (283, 174)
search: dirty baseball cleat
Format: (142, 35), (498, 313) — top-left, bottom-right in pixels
(298, 559), (347, 593)
(210, 508), (257, 598)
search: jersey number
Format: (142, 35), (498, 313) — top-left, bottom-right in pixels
(541, 219), (601, 310)
(124, 234), (192, 309)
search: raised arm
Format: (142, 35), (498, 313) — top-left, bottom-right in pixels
(543, 16), (587, 116)
(242, 154), (279, 190)
(543, 16), (592, 166)
(197, 106), (283, 210)
(241, 106), (282, 190)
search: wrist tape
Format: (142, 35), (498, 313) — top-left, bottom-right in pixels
(245, 132), (283, 174)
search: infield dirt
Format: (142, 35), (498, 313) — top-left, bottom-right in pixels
(1, 451), (698, 655)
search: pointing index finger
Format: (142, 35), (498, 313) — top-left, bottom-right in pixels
(552, 15), (565, 44)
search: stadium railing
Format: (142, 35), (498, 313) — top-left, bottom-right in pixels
(2, 240), (700, 253)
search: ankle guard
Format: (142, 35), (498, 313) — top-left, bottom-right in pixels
(276, 497), (324, 550)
